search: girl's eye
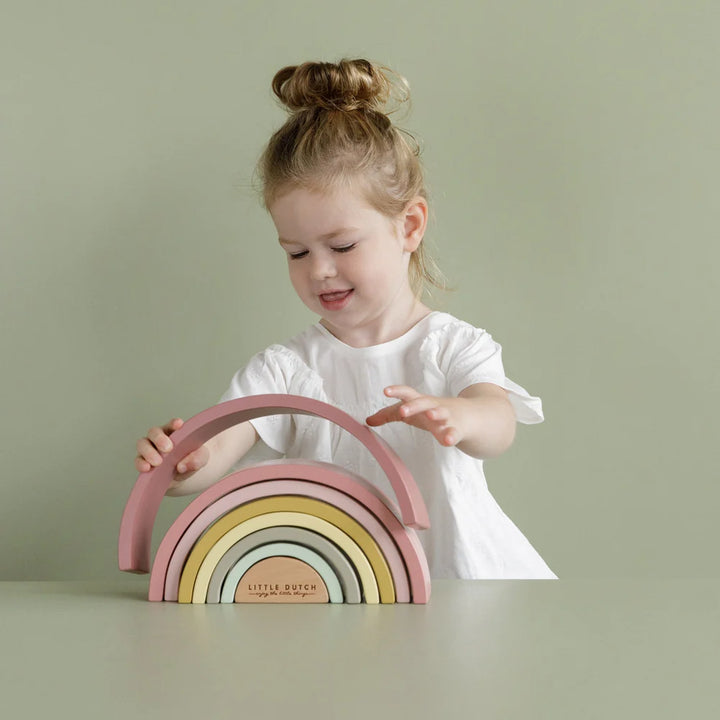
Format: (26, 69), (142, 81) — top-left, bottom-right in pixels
(288, 243), (355, 259)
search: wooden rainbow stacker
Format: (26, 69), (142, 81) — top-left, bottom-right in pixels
(118, 394), (432, 604)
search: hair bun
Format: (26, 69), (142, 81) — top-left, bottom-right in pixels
(271, 58), (408, 114)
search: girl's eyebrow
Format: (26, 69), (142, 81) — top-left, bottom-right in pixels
(278, 227), (359, 245)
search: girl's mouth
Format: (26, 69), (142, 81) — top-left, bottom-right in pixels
(319, 289), (353, 310)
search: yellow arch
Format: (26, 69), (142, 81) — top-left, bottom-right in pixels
(177, 496), (395, 603)
(181, 499), (391, 603)
(191, 512), (375, 604)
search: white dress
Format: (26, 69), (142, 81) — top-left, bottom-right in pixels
(219, 311), (557, 579)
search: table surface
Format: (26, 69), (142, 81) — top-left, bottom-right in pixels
(1, 579), (718, 719)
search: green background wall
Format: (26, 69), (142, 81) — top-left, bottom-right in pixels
(2, 1), (717, 579)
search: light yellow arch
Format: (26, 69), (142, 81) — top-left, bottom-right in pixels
(189, 512), (377, 604)
(178, 496), (395, 603)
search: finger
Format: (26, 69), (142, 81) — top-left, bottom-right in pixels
(439, 426), (459, 446)
(147, 426), (174, 454)
(426, 406), (450, 422)
(163, 418), (184, 435)
(397, 396), (440, 420)
(135, 456), (152, 473)
(365, 412), (384, 427)
(176, 446), (208, 475)
(384, 385), (422, 401)
(366, 402), (402, 427)
(136, 437), (164, 467)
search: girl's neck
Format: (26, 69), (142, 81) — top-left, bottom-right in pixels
(320, 296), (431, 348)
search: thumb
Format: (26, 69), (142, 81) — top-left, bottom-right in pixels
(176, 445), (209, 475)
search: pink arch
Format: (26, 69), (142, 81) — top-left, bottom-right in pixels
(150, 460), (430, 603)
(119, 394), (430, 575)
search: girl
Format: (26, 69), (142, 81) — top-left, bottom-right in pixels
(135, 58), (556, 579)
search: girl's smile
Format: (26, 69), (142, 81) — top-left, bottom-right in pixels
(319, 288), (354, 311)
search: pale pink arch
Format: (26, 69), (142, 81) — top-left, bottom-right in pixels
(119, 394), (430, 575)
(164, 478), (412, 603)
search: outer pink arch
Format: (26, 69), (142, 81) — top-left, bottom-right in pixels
(150, 460), (430, 604)
(119, 394), (430, 574)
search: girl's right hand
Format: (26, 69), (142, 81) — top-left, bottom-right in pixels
(134, 418), (209, 476)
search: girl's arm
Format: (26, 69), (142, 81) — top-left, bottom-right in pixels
(365, 382), (516, 460)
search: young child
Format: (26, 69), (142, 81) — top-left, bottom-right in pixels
(135, 58), (556, 580)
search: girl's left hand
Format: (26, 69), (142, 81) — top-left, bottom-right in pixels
(365, 385), (463, 447)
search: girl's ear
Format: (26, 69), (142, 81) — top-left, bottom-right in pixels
(402, 196), (428, 253)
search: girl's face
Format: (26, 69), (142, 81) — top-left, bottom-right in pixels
(269, 184), (427, 346)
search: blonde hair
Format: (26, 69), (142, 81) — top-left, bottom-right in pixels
(252, 58), (447, 299)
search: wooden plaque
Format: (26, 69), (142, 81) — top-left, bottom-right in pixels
(234, 557), (329, 603)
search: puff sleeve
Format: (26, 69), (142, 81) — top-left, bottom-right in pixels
(421, 322), (544, 424)
(218, 344), (319, 453)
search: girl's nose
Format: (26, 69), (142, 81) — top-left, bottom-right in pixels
(310, 252), (337, 280)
